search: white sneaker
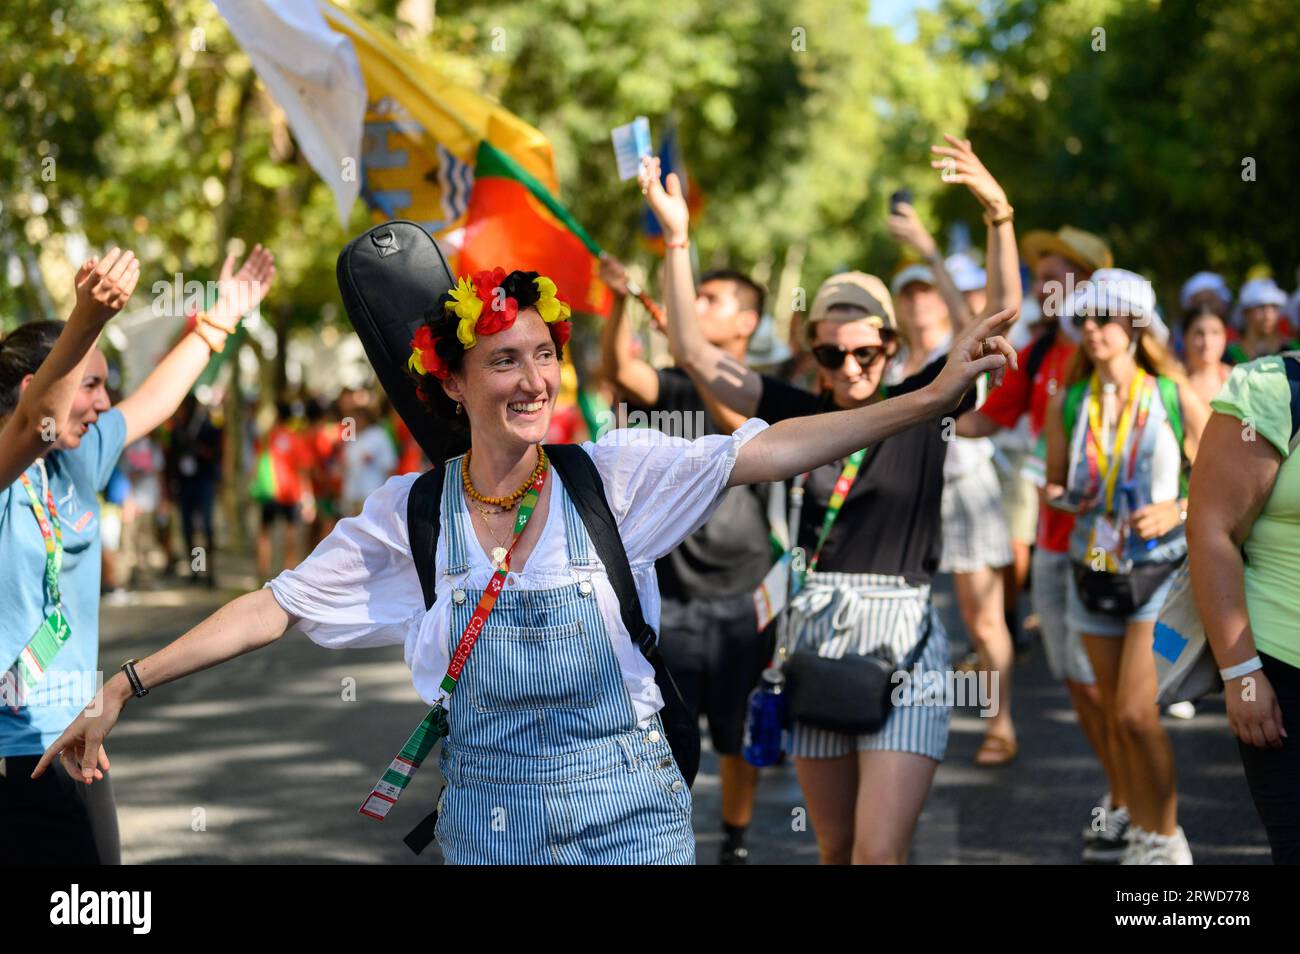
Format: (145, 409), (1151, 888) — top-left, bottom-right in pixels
(1123, 825), (1193, 864)
(1165, 701), (1197, 720)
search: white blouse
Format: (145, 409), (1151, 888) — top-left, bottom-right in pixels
(266, 418), (769, 725)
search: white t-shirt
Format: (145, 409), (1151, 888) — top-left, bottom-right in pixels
(342, 425), (397, 505)
(267, 419), (769, 725)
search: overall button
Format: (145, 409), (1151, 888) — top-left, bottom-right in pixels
(670, 780), (684, 793)
(452, 589), (466, 604)
(578, 580), (593, 596)
(646, 730), (661, 744)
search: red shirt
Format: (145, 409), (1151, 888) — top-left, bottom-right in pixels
(978, 332), (1077, 553)
(264, 424), (314, 504)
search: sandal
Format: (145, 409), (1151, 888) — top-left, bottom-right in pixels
(974, 733), (1018, 767)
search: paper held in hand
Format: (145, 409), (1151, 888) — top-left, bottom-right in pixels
(611, 117), (653, 181)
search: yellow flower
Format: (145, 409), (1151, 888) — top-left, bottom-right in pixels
(534, 275), (571, 324)
(456, 314), (478, 349)
(407, 346), (425, 375)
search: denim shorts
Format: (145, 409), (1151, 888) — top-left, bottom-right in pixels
(1066, 564), (1178, 637)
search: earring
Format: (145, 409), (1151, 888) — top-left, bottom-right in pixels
(455, 402), (463, 415)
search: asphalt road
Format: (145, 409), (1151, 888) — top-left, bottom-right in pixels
(98, 551), (1270, 865)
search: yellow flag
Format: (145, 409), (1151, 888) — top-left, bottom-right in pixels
(318, 1), (557, 242)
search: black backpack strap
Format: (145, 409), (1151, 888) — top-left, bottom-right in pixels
(544, 444), (657, 656)
(407, 462), (447, 611)
(1022, 322), (1058, 387)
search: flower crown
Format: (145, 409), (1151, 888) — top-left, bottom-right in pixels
(408, 268), (572, 381)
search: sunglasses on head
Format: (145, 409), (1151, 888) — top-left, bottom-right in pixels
(810, 340), (895, 371)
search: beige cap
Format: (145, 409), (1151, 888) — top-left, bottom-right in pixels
(807, 272), (897, 343)
(1021, 226), (1113, 274)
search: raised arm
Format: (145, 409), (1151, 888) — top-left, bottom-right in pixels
(887, 202), (973, 332)
(32, 588), (294, 783)
(638, 156), (763, 419)
(0, 250), (140, 487)
(116, 244), (275, 446)
(728, 308), (1017, 485)
(597, 252), (661, 407)
(931, 135), (1021, 322)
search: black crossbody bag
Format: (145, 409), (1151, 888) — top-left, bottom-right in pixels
(783, 609), (934, 735)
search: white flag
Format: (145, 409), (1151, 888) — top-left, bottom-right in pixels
(212, 0), (366, 224)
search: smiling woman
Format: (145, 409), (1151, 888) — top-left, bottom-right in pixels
(34, 246), (1012, 866)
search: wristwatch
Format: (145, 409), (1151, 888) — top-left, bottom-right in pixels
(120, 658), (149, 698)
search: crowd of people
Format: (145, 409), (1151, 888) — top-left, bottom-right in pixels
(4, 131), (1299, 868)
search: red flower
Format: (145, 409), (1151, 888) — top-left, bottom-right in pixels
(472, 267), (508, 303)
(550, 320), (571, 348)
(410, 325), (450, 379)
(476, 298), (518, 335)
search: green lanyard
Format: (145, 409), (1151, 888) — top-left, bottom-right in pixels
(359, 460), (548, 821)
(805, 447), (868, 576)
(7, 466), (72, 698)
(19, 468), (63, 608)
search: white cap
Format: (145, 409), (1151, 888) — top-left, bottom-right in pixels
(890, 264), (935, 296)
(1238, 277), (1288, 310)
(945, 253), (987, 293)
(1179, 271), (1232, 310)
(1059, 267), (1167, 344)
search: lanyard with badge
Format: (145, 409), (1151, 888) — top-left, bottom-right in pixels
(4, 462), (73, 705)
(1084, 370), (1152, 572)
(752, 447), (868, 630)
(358, 463), (548, 821)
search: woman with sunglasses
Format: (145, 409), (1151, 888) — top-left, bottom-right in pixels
(639, 138), (1019, 864)
(1044, 269), (1208, 864)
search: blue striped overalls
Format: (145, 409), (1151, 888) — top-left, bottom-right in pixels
(433, 461), (696, 864)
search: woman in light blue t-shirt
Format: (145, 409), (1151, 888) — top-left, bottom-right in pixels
(0, 245), (275, 864)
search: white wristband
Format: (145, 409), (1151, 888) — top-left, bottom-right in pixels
(1219, 657), (1263, 681)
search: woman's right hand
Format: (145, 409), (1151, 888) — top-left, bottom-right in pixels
(928, 306), (1018, 407)
(637, 156), (689, 245)
(71, 248), (141, 327)
(31, 676), (130, 784)
(1225, 668), (1287, 748)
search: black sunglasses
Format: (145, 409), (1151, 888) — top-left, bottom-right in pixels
(1071, 311), (1129, 329)
(811, 341), (895, 371)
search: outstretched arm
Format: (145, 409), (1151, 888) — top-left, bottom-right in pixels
(0, 250), (140, 487)
(639, 156), (763, 419)
(728, 309), (1017, 485)
(32, 588), (294, 783)
(887, 202), (973, 332)
(117, 245), (275, 445)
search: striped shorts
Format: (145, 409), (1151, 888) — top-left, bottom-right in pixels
(782, 572), (951, 761)
(940, 458), (1014, 574)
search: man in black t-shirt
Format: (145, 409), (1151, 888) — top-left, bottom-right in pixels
(600, 255), (773, 864)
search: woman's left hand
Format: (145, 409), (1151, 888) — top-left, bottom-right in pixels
(929, 306), (1018, 407)
(886, 203), (939, 260)
(210, 243), (277, 327)
(1130, 500), (1184, 540)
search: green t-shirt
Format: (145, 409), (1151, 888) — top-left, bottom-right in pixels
(1210, 355), (1300, 669)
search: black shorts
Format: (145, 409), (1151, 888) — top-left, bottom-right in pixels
(260, 501), (300, 526)
(0, 754), (121, 864)
(657, 593), (774, 756)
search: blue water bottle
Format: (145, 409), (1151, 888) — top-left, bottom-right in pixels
(743, 668), (786, 767)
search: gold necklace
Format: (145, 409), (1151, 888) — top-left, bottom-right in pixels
(472, 506), (514, 567)
(462, 446), (547, 509)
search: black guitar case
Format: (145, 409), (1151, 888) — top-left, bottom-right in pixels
(335, 219), (465, 463)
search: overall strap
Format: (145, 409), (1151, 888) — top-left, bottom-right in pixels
(543, 444), (656, 656)
(560, 483), (598, 568)
(441, 458), (472, 576)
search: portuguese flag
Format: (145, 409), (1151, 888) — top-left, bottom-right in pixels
(458, 141), (612, 317)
